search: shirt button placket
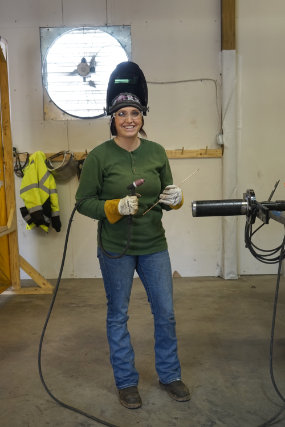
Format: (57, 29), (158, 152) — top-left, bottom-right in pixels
(130, 152), (136, 174)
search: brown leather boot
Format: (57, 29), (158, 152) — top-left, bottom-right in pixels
(118, 386), (142, 409)
(159, 380), (190, 402)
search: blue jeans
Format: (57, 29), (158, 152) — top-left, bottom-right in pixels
(97, 247), (181, 389)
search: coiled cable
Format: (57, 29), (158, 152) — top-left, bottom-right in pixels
(245, 221), (285, 264)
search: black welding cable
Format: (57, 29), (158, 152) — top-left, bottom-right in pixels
(38, 202), (120, 427)
(269, 235), (285, 403)
(245, 222), (285, 264)
(257, 234), (285, 427)
(98, 215), (133, 259)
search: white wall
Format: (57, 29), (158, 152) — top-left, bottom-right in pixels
(2, 0), (285, 279)
(3, 0), (284, 281)
(237, 0), (285, 274)
(0, 0), (222, 279)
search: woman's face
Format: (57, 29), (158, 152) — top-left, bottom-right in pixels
(113, 107), (143, 138)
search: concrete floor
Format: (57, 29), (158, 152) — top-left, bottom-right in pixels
(1, 275), (285, 427)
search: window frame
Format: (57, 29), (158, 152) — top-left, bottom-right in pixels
(40, 26), (131, 120)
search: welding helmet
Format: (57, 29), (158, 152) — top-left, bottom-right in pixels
(106, 61), (148, 115)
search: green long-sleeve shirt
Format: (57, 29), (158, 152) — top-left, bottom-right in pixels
(75, 138), (174, 255)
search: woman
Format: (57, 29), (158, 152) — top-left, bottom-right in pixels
(75, 92), (190, 409)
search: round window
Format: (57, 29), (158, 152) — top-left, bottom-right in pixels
(42, 27), (129, 119)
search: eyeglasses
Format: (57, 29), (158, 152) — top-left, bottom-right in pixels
(113, 110), (143, 119)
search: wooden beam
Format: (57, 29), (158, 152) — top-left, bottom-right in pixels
(0, 72), (11, 285)
(16, 256), (53, 294)
(0, 47), (21, 290)
(0, 207), (16, 237)
(221, 0), (236, 50)
(0, 48), (11, 287)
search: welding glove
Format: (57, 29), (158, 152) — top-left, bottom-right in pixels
(118, 195), (138, 215)
(159, 185), (183, 209)
(104, 195), (138, 224)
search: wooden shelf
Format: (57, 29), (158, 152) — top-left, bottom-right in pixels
(166, 148), (222, 159)
(16, 147), (223, 163)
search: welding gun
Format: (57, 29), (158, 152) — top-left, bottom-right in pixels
(127, 178), (145, 196)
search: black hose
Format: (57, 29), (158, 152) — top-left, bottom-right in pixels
(256, 235), (285, 427)
(38, 201), (120, 427)
(39, 197), (285, 426)
(242, 220), (285, 426)
(269, 236), (285, 402)
(98, 215), (133, 259)
(244, 222), (285, 265)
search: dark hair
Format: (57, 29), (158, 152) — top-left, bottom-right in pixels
(110, 116), (147, 137)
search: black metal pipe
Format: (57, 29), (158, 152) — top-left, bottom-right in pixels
(192, 200), (248, 217)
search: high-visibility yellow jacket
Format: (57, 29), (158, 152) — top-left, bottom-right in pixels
(20, 151), (61, 232)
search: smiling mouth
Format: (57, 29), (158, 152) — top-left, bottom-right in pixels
(124, 125), (136, 130)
